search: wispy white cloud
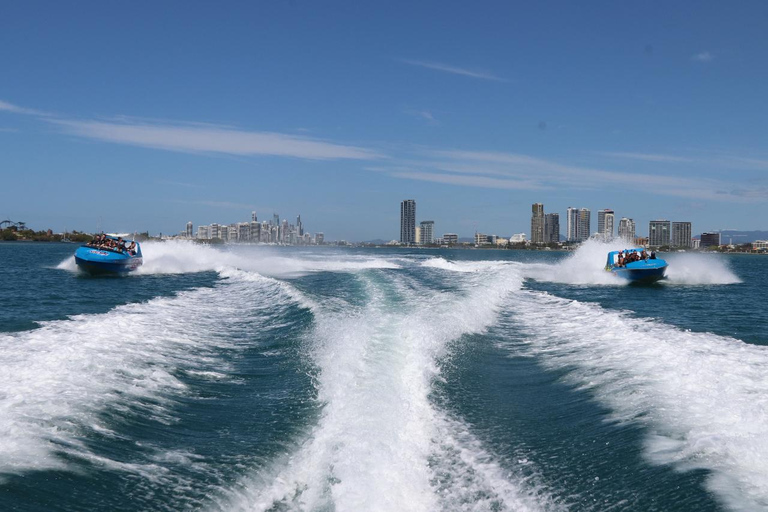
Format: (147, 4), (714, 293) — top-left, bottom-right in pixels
(390, 170), (543, 190)
(1, 99), (382, 161)
(596, 151), (696, 163)
(370, 148), (760, 202)
(51, 119), (383, 160)
(404, 109), (439, 124)
(692, 51), (714, 62)
(0, 99), (51, 117)
(174, 199), (261, 210)
(399, 59), (507, 81)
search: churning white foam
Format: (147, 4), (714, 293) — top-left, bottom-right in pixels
(0, 270), (301, 483)
(663, 252), (741, 285)
(523, 240), (740, 286)
(221, 260), (560, 512)
(506, 290), (768, 511)
(58, 241), (401, 277)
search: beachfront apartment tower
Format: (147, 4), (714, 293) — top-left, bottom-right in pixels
(671, 222), (692, 248)
(649, 220), (671, 247)
(531, 203), (545, 244)
(186, 222), (193, 238)
(578, 208), (591, 242)
(597, 209), (615, 240)
(544, 213), (560, 243)
(400, 199), (416, 245)
(566, 207), (579, 242)
(420, 220), (435, 245)
(618, 218), (636, 242)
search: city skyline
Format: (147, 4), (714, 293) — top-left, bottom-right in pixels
(1, 3), (767, 240)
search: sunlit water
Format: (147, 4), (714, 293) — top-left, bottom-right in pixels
(0, 241), (765, 511)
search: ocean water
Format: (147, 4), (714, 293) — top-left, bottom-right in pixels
(0, 240), (765, 511)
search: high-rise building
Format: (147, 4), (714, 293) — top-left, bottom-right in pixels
(618, 218), (635, 241)
(701, 232), (720, 248)
(443, 233), (458, 245)
(186, 222), (193, 238)
(238, 222), (250, 242)
(544, 213), (560, 243)
(210, 223), (220, 239)
(577, 208), (591, 241)
(530, 203), (545, 244)
(254, 222), (261, 242)
(400, 199), (416, 245)
(315, 233), (324, 245)
(671, 222), (692, 248)
(420, 220), (435, 245)
(649, 220), (671, 247)
(251, 211), (258, 222)
(566, 207), (579, 242)
(597, 209), (615, 240)
(414, 226), (421, 245)
(297, 215), (303, 236)
(197, 225), (210, 239)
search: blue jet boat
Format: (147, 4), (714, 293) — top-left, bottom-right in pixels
(605, 248), (667, 283)
(75, 235), (143, 275)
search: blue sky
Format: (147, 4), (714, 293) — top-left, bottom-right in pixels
(1, 1), (767, 240)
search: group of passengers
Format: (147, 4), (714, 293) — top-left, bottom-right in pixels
(87, 234), (137, 256)
(615, 249), (655, 267)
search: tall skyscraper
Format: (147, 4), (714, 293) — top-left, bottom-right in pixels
(566, 207), (579, 242)
(251, 211), (257, 222)
(186, 221), (193, 238)
(544, 213), (560, 243)
(618, 218), (636, 241)
(297, 215), (303, 236)
(597, 209), (615, 240)
(577, 208), (591, 241)
(420, 220), (435, 245)
(649, 220), (671, 247)
(400, 199), (416, 245)
(671, 222), (692, 248)
(530, 203), (545, 244)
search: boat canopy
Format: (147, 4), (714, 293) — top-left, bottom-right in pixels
(606, 248), (647, 267)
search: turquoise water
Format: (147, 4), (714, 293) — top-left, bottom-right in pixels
(0, 241), (765, 511)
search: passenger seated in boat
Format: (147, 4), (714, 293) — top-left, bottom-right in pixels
(650, 251), (656, 259)
(117, 237), (126, 253)
(127, 241), (136, 255)
(641, 250), (648, 260)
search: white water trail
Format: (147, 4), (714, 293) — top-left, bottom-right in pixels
(221, 258), (560, 512)
(58, 241), (402, 277)
(523, 240), (740, 286)
(507, 290), (768, 511)
(0, 270), (301, 484)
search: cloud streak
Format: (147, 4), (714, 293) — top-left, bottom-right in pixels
(596, 151), (696, 163)
(52, 119), (382, 160)
(1, 98), (383, 161)
(692, 51), (714, 62)
(399, 59), (507, 81)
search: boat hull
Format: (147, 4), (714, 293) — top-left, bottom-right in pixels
(610, 264), (667, 283)
(75, 246), (142, 275)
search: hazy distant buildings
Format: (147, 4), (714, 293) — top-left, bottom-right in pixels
(618, 218), (635, 242)
(597, 209), (615, 240)
(400, 199), (416, 245)
(420, 220), (435, 245)
(186, 222), (193, 238)
(530, 203), (545, 244)
(443, 233), (458, 245)
(671, 222), (692, 248)
(544, 213), (560, 243)
(649, 220), (671, 247)
(701, 232), (721, 248)
(197, 225), (209, 239)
